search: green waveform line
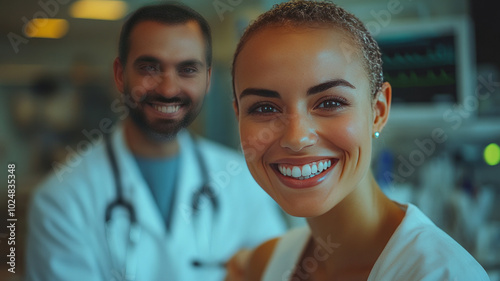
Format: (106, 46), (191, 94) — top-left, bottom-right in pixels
(385, 69), (455, 88)
(383, 44), (455, 68)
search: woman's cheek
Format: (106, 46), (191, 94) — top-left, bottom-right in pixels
(319, 115), (358, 151)
(239, 122), (262, 165)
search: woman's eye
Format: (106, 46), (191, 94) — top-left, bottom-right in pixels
(317, 99), (345, 109)
(257, 105), (278, 113)
(248, 104), (279, 114)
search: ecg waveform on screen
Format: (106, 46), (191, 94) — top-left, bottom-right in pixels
(385, 69), (455, 88)
(382, 44), (455, 70)
(377, 32), (461, 103)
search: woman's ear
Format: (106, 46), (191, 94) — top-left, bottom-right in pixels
(372, 82), (392, 133)
(113, 57), (124, 94)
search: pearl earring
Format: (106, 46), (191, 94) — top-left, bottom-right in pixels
(374, 131), (380, 139)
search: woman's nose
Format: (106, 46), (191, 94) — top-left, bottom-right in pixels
(279, 113), (318, 152)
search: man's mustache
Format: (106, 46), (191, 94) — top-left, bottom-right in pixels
(139, 93), (191, 105)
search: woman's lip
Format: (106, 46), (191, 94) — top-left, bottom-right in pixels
(271, 159), (338, 189)
(272, 156), (337, 165)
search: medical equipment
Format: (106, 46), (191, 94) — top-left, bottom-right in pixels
(103, 134), (219, 280)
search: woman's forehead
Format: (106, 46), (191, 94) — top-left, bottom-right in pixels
(234, 25), (366, 87)
(237, 26), (361, 66)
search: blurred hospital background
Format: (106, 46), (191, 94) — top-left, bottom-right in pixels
(1, 0), (499, 279)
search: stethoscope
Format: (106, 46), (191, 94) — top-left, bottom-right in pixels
(103, 133), (219, 281)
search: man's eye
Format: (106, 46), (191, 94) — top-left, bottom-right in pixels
(180, 67), (198, 74)
(141, 65), (160, 73)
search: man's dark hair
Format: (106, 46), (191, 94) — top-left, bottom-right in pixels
(118, 2), (212, 67)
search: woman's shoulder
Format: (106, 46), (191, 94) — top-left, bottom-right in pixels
(246, 227), (311, 281)
(245, 237), (280, 281)
(370, 203), (489, 280)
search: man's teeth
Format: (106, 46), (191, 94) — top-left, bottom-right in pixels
(153, 104), (180, 113)
(278, 160), (332, 180)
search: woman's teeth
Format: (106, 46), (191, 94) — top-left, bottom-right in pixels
(153, 104), (180, 113)
(278, 160), (332, 180)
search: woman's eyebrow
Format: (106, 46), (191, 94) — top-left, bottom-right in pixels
(239, 79), (355, 99)
(239, 88), (280, 100)
(307, 79), (356, 95)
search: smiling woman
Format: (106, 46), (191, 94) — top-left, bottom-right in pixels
(234, 21), (386, 219)
(229, 1), (490, 281)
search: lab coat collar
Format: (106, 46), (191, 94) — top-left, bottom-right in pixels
(109, 125), (204, 237)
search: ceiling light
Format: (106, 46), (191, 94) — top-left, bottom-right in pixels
(70, 0), (128, 21)
(24, 19), (69, 39)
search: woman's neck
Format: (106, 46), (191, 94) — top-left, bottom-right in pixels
(305, 173), (405, 279)
(124, 118), (180, 158)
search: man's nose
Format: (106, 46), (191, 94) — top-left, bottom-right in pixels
(155, 72), (181, 97)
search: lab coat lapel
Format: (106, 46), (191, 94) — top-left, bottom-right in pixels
(169, 130), (205, 234)
(111, 126), (166, 237)
(170, 130), (227, 272)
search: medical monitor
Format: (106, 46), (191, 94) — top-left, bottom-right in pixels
(375, 17), (475, 121)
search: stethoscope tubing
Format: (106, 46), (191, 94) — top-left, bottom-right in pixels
(103, 133), (221, 279)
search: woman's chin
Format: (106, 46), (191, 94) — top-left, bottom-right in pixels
(280, 202), (331, 218)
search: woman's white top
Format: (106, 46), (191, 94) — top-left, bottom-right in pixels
(263, 203), (490, 281)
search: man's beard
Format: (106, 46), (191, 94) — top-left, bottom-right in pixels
(124, 87), (204, 142)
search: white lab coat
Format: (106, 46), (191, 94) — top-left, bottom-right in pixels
(26, 126), (286, 281)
